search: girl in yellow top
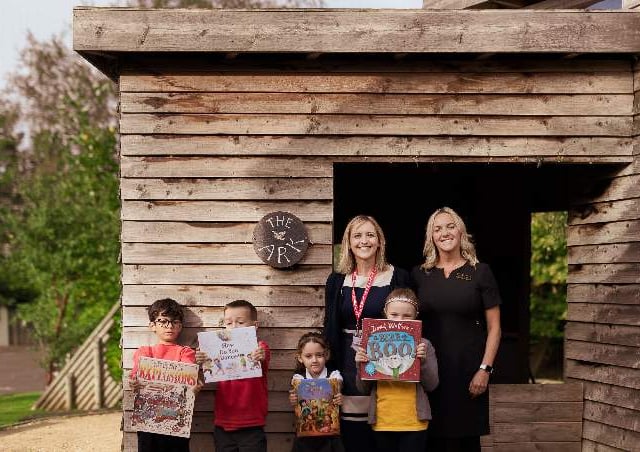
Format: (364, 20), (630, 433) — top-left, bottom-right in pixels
(354, 288), (439, 452)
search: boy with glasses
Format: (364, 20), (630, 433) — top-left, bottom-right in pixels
(129, 298), (200, 452)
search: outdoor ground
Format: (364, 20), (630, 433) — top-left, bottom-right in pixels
(0, 345), (122, 451)
(0, 411), (122, 451)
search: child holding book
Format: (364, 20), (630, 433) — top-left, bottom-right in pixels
(354, 288), (439, 452)
(289, 332), (345, 452)
(129, 298), (200, 452)
(196, 299), (271, 452)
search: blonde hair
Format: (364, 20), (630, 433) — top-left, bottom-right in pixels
(384, 288), (419, 317)
(336, 215), (389, 274)
(420, 207), (478, 271)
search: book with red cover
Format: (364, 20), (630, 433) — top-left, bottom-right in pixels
(359, 318), (422, 382)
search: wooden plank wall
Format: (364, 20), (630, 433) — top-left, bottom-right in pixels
(486, 383), (583, 452)
(118, 56), (634, 451)
(565, 61), (640, 451)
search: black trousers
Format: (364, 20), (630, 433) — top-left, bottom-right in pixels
(137, 431), (190, 452)
(213, 426), (267, 452)
(373, 430), (427, 452)
(339, 419), (376, 452)
(427, 436), (481, 452)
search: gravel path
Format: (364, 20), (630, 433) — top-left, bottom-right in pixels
(0, 411), (122, 451)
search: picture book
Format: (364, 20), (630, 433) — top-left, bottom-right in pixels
(359, 318), (422, 382)
(197, 326), (262, 383)
(292, 378), (341, 437)
(131, 357), (199, 438)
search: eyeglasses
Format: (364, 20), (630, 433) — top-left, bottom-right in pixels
(154, 319), (182, 328)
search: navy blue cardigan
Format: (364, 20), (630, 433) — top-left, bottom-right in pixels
(322, 266), (412, 369)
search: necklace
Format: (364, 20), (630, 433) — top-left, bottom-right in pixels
(351, 267), (377, 336)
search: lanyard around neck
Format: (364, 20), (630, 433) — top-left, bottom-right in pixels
(351, 267), (377, 334)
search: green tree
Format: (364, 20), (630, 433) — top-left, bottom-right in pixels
(1, 32), (120, 383)
(2, 0), (324, 385)
(530, 211), (567, 339)
(0, 125), (120, 383)
(0, 100), (22, 208)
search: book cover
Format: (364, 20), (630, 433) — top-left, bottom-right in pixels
(197, 326), (262, 383)
(293, 378), (341, 437)
(131, 357), (199, 438)
(359, 318), (422, 382)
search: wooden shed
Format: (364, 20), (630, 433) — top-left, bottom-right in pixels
(74, 7), (640, 451)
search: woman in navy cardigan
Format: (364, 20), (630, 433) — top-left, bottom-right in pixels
(323, 214), (411, 452)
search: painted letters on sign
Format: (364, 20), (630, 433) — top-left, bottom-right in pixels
(253, 211), (309, 268)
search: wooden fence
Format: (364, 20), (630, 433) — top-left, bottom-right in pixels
(34, 302), (121, 411)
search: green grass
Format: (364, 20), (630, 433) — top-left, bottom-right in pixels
(0, 392), (44, 428)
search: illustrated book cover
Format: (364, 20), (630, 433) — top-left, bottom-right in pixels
(359, 318), (422, 382)
(292, 378), (341, 437)
(131, 357), (199, 438)
(197, 326), (262, 383)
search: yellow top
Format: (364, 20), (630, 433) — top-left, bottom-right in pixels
(372, 381), (428, 431)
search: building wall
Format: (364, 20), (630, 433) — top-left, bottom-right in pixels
(118, 55), (635, 451)
(565, 60), (640, 451)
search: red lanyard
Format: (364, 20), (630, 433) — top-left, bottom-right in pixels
(351, 267), (377, 334)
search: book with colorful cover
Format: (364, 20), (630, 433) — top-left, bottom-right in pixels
(292, 378), (341, 437)
(359, 318), (422, 382)
(131, 357), (199, 438)
(197, 326), (262, 383)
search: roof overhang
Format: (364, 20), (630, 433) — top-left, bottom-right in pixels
(73, 8), (640, 79)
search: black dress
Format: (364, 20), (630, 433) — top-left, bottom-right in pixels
(410, 262), (501, 438)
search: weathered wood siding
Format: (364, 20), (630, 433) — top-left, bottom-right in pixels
(565, 61), (640, 451)
(119, 56), (634, 451)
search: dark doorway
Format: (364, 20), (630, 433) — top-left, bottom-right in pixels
(333, 162), (622, 383)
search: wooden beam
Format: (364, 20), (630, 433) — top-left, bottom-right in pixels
(73, 8), (640, 55)
(423, 0), (489, 8)
(492, 0), (531, 7)
(525, 0), (604, 9)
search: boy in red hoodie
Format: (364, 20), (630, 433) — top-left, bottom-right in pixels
(129, 298), (200, 452)
(196, 299), (271, 452)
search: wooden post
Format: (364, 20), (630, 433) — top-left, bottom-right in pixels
(94, 338), (104, 409)
(65, 375), (75, 410)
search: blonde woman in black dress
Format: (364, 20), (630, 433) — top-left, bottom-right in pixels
(411, 207), (501, 452)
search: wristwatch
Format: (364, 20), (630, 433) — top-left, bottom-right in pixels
(479, 363), (494, 375)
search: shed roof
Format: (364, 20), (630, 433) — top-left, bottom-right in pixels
(73, 8), (640, 78)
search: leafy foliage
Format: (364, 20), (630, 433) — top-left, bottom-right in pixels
(105, 310), (124, 383)
(0, 100), (22, 210)
(8, 34), (116, 145)
(530, 212), (567, 339)
(1, 0), (325, 386)
(0, 32), (121, 383)
(0, 126), (120, 382)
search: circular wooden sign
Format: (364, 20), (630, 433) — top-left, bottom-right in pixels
(253, 211), (309, 268)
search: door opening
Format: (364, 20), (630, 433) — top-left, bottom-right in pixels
(333, 162), (621, 383)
